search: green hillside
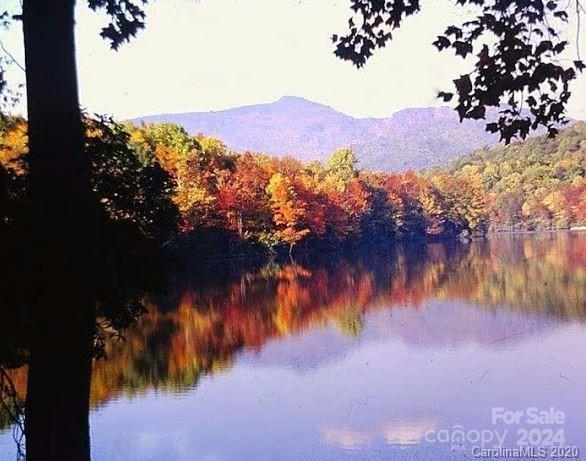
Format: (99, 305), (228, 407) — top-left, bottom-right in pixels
(450, 122), (586, 230)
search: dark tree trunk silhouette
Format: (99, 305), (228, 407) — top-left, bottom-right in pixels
(22, 1), (94, 459)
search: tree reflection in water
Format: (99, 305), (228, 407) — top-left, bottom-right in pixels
(0, 232), (585, 458)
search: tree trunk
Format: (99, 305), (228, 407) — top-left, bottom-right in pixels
(22, 1), (94, 460)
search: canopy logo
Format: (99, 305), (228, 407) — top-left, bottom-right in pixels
(422, 406), (571, 454)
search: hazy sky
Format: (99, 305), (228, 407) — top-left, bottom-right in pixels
(2, 0), (586, 120)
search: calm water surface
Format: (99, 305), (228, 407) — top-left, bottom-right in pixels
(1, 233), (585, 460)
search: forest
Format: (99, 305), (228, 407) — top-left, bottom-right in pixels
(1, 117), (585, 258)
(450, 122), (586, 231)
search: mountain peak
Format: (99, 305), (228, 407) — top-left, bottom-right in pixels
(275, 95), (333, 111)
(277, 95), (312, 104)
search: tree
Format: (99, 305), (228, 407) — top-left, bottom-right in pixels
(0, 112), (180, 459)
(432, 173), (489, 236)
(126, 122), (200, 184)
(266, 172), (310, 254)
(418, 183), (447, 236)
(324, 147), (358, 192)
(217, 153), (273, 240)
(358, 172), (401, 240)
(19, 2), (97, 458)
(335, 178), (372, 239)
(564, 182), (586, 223)
(0, 1), (164, 454)
(333, 0), (585, 142)
(85, 117), (178, 243)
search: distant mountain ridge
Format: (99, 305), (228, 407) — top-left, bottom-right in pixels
(134, 95), (502, 171)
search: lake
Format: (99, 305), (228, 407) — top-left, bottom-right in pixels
(1, 233), (585, 460)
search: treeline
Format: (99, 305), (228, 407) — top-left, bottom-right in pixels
(0, 116), (488, 257)
(129, 122), (488, 253)
(449, 122), (586, 231)
(2, 117), (584, 256)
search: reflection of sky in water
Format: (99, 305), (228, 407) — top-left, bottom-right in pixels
(240, 301), (561, 373)
(85, 300), (586, 461)
(1, 233), (585, 460)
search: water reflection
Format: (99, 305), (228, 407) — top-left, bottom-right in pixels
(1, 233), (585, 460)
(86, 233), (585, 408)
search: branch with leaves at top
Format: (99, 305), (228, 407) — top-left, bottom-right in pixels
(334, 0), (585, 143)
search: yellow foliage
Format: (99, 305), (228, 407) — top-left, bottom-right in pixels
(0, 120), (28, 175)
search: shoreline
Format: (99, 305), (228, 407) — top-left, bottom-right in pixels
(489, 227), (586, 235)
(173, 228), (585, 265)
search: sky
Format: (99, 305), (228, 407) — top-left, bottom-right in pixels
(1, 0), (585, 120)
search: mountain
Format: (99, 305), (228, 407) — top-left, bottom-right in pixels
(134, 96), (501, 171)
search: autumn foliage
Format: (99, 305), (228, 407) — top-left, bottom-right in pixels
(2, 117), (585, 256)
(120, 121), (490, 253)
(451, 122), (586, 231)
